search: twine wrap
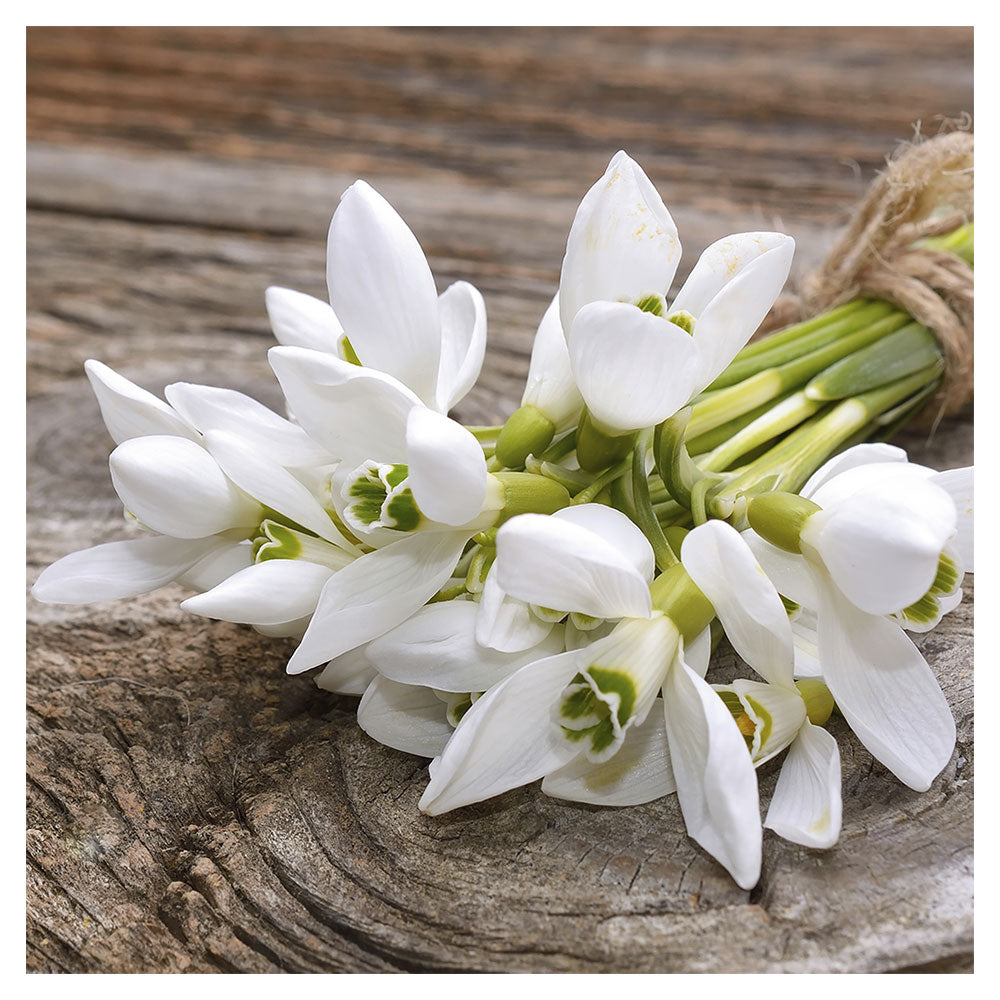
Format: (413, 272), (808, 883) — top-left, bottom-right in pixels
(766, 131), (974, 418)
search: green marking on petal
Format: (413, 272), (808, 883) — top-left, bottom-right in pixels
(446, 692), (481, 727)
(779, 594), (800, 616)
(343, 461), (424, 534)
(587, 716), (617, 755)
(255, 521), (303, 561)
(339, 335), (362, 366)
(586, 668), (636, 727)
(383, 463), (410, 490)
(744, 695), (772, 752)
(556, 666), (638, 761)
(667, 309), (695, 334)
(717, 689), (756, 750)
(559, 684), (602, 723)
(635, 294), (664, 316)
(931, 551), (960, 596)
(896, 550), (962, 627)
(383, 488), (422, 531)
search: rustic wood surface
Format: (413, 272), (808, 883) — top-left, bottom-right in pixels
(26, 27), (974, 973)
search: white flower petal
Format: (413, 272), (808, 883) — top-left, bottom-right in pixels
(687, 237), (794, 392)
(109, 435), (261, 539)
(286, 530), (470, 674)
(32, 535), (224, 604)
(315, 645), (377, 697)
(254, 617), (310, 640)
(808, 460), (934, 510)
(177, 540), (254, 592)
(264, 286), (343, 353)
(369, 599), (565, 692)
(670, 232), (794, 320)
(791, 610), (822, 678)
(521, 293), (584, 430)
(552, 503), (655, 582)
(932, 468), (974, 572)
(816, 577), (955, 791)
(418, 648), (585, 815)
(164, 381), (332, 468)
(682, 521), (795, 690)
(181, 560), (335, 626)
(560, 151), (681, 334)
(405, 407), (487, 527)
(542, 704), (676, 806)
(327, 180), (441, 406)
(764, 720), (842, 849)
(742, 530), (819, 609)
(84, 360), (198, 444)
(269, 346), (419, 466)
(569, 301), (703, 433)
(809, 476), (957, 615)
(436, 281), (487, 413)
(357, 676), (454, 757)
(800, 443), (908, 500)
(203, 429), (354, 550)
(662, 651), (762, 890)
(496, 512), (653, 621)
(684, 626), (713, 679)
(475, 566), (556, 653)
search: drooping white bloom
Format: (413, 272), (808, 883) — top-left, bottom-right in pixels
(414, 506), (763, 889)
(744, 445), (973, 792)
(354, 598), (567, 756)
(266, 180), (486, 414)
(558, 151), (795, 437)
(681, 520), (842, 849)
(519, 293), (585, 433)
(32, 362), (355, 622)
(265, 346), (507, 673)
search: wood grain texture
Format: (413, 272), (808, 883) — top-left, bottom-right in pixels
(26, 27), (973, 973)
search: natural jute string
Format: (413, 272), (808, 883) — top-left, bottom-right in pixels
(763, 130), (974, 420)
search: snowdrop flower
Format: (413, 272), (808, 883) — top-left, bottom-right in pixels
(33, 362), (356, 629)
(557, 151), (794, 470)
(265, 347), (569, 674)
(354, 597), (567, 756)
(494, 294), (585, 468)
(681, 521), (842, 849)
(416, 505), (767, 890)
(265, 180), (486, 414)
(744, 444), (973, 791)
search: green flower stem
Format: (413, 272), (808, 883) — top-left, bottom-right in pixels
(610, 433), (678, 570)
(570, 457), (630, 505)
(467, 425), (504, 440)
(804, 322), (939, 401)
(687, 309), (910, 441)
(524, 456), (593, 494)
(700, 390), (825, 473)
(685, 392), (797, 456)
(706, 300), (898, 390)
(710, 364), (943, 516)
(539, 430), (578, 464)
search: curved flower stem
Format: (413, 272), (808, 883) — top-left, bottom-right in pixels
(570, 458), (630, 505)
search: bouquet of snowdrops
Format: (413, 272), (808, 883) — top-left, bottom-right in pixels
(33, 151), (973, 889)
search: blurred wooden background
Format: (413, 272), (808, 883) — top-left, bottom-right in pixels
(27, 27), (973, 973)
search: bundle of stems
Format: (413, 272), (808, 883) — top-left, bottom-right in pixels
(474, 222), (973, 576)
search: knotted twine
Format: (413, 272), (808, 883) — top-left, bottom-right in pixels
(761, 130), (974, 420)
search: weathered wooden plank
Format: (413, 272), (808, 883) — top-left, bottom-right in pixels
(26, 27), (973, 973)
